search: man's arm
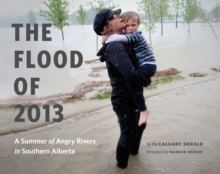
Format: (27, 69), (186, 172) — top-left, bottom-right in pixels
(109, 42), (148, 86)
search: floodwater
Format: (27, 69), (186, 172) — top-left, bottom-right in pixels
(0, 23), (220, 101)
(1, 23), (220, 174)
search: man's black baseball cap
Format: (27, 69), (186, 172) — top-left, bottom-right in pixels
(93, 8), (121, 36)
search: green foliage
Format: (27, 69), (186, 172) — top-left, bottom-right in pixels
(171, 0), (181, 28)
(39, 0), (72, 40)
(181, 0), (200, 36)
(172, 0), (181, 12)
(138, 0), (158, 46)
(85, 9), (96, 24)
(195, 2), (217, 39)
(155, 0), (172, 36)
(212, 3), (220, 19)
(86, 0), (119, 52)
(147, 75), (185, 90)
(182, 0), (199, 24)
(141, 19), (156, 33)
(87, 0), (118, 14)
(71, 8), (96, 25)
(76, 5), (87, 29)
(28, 11), (37, 26)
(155, 0), (171, 19)
(91, 90), (111, 100)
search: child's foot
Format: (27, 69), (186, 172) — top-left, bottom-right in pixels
(139, 109), (150, 126)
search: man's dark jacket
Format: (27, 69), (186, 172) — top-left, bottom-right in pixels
(97, 42), (148, 112)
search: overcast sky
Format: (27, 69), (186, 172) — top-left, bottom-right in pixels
(0, 0), (220, 16)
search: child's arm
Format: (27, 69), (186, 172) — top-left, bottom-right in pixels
(105, 34), (128, 43)
(124, 31), (142, 43)
(106, 31), (142, 44)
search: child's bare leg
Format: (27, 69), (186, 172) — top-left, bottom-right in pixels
(139, 109), (150, 126)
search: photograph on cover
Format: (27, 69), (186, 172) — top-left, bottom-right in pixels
(0, 0), (220, 173)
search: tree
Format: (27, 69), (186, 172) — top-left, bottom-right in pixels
(39, 0), (72, 41)
(172, 0), (181, 28)
(138, 0), (158, 46)
(85, 9), (96, 24)
(87, 0), (118, 13)
(211, 3), (220, 21)
(155, 0), (172, 36)
(182, 0), (200, 37)
(76, 5), (87, 29)
(198, 3), (217, 39)
(28, 11), (37, 26)
(87, 0), (119, 52)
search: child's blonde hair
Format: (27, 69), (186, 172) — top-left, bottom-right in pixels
(122, 11), (140, 25)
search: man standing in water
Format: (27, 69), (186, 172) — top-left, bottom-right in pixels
(93, 9), (151, 168)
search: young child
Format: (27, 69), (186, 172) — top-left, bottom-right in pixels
(102, 11), (157, 126)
